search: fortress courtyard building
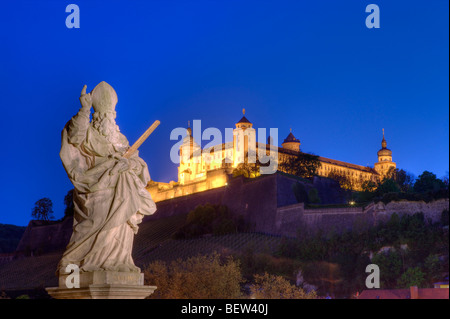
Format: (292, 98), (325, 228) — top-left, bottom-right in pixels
(147, 111), (396, 202)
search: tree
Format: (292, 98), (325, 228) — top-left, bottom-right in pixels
(250, 272), (317, 299)
(376, 178), (401, 196)
(144, 253), (243, 299)
(371, 251), (403, 288)
(358, 180), (378, 202)
(413, 171), (446, 193)
(279, 152), (321, 180)
(362, 180), (377, 193)
(31, 198), (54, 221)
(232, 150), (275, 178)
(64, 189), (74, 217)
(397, 267), (426, 288)
(442, 172), (449, 189)
(386, 167), (415, 193)
(232, 162), (261, 179)
(424, 254), (441, 283)
(326, 170), (354, 191)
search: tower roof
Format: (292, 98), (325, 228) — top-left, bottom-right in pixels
(237, 115), (251, 124)
(381, 128), (387, 149)
(378, 128), (392, 156)
(283, 132), (300, 144)
(237, 108), (251, 124)
(377, 148), (392, 156)
(182, 121), (200, 148)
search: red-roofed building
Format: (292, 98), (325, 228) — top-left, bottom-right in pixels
(358, 286), (449, 299)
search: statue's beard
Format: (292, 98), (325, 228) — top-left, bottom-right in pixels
(92, 113), (126, 151)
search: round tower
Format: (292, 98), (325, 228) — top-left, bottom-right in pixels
(374, 129), (396, 177)
(281, 128), (301, 152)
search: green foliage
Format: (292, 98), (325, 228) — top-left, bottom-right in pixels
(237, 247), (301, 281)
(414, 171), (446, 193)
(173, 204), (248, 239)
(372, 251), (403, 288)
(424, 254), (441, 283)
(279, 152), (321, 180)
(232, 151), (277, 178)
(355, 169), (448, 206)
(326, 170), (354, 191)
(385, 168), (415, 193)
(358, 180), (378, 202)
(143, 253), (243, 299)
(275, 212), (448, 295)
(232, 162), (260, 178)
(31, 198), (54, 221)
(250, 272), (317, 299)
(376, 178), (401, 196)
(397, 267), (426, 288)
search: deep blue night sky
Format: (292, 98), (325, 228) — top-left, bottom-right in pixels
(0, 1), (448, 226)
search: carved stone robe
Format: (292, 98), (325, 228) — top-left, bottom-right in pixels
(59, 108), (156, 273)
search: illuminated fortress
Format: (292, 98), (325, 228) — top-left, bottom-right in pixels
(147, 110), (395, 202)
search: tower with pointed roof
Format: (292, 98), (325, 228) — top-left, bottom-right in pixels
(233, 108), (256, 166)
(179, 121), (202, 185)
(374, 129), (396, 177)
(281, 128), (301, 152)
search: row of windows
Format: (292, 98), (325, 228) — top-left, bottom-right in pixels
(320, 165), (371, 179)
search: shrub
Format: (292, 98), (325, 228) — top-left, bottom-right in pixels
(424, 254), (442, 283)
(144, 253), (243, 299)
(250, 272), (317, 299)
(237, 247), (301, 281)
(370, 251), (403, 288)
(397, 267), (426, 288)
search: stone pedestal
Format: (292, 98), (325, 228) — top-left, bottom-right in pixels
(46, 270), (157, 299)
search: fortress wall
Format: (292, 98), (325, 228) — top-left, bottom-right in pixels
(146, 173), (280, 233)
(275, 203), (371, 236)
(274, 199), (449, 236)
(227, 173), (278, 233)
(145, 184), (226, 220)
(15, 173), (449, 254)
(276, 174), (304, 207)
(370, 198), (449, 225)
(312, 176), (347, 205)
(15, 217), (73, 254)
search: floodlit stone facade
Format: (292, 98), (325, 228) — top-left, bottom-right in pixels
(147, 111), (396, 201)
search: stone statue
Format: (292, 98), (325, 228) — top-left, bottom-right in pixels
(58, 81), (156, 274)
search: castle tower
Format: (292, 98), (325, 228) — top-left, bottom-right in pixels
(374, 129), (396, 178)
(281, 128), (301, 152)
(233, 109), (256, 166)
(179, 123), (202, 184)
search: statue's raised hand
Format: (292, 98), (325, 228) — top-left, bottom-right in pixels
(79, 85), (92, 111)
